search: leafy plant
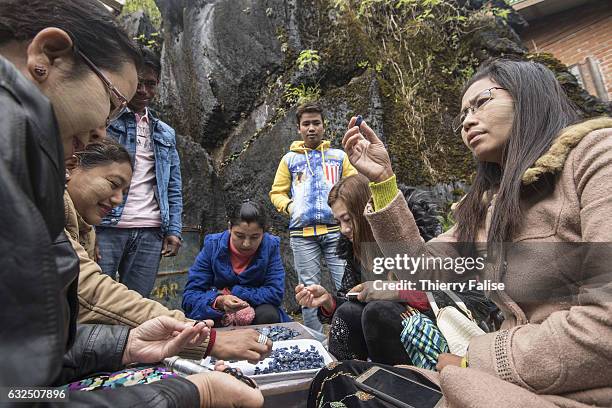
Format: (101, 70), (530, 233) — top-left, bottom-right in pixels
(284, 83), (321, 105)
(134, 32), (162, 54)
(421, 0), (443, 7)
(121, 0), (162, 28)
(438, 209), (456, 232)
(332, 0), (349, 11)
(330, 0), (486, 183)
(491, 7), (511, 21)
(297, 49), (321, 70)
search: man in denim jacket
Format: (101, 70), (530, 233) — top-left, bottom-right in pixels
(97, 47), (183, 297)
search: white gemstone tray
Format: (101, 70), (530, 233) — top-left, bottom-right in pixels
(201, 339), (334, 384)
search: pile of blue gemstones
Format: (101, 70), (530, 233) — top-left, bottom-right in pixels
(254, 345), (325, 374)
(256, 325), (300, 342)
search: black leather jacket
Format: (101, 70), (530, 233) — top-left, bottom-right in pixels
(0, 55), (199, 407)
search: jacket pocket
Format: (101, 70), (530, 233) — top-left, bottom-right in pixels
(106, 122), (126, 139)
(155, 136), (174, 147)
(513, 187), (563, 241)
(153, 125), (176, 147)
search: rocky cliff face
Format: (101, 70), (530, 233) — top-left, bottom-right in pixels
(137, 0), (610, 312)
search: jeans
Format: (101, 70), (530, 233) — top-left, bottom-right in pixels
(290, 232), (345, 333)
(96, 226), (164, 297)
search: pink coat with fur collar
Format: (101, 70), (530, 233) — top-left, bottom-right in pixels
(365, 118), (612, 408)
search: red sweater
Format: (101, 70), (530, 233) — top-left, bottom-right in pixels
(228, 237), (257, 274)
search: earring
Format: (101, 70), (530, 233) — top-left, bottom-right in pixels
(34, 65), (47, 77)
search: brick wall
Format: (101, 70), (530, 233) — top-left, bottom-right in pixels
(519, 1), (611, 101)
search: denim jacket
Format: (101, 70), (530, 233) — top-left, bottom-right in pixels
(100, 110), (183, 238)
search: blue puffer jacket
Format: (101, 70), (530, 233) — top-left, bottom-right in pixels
(182, 230), (291, 322)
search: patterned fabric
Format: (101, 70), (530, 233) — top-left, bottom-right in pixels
(328, 314), (361, 361)
(66, 365), (176, 391)
(308, 360), (440, 408)
(400, 308), (449, 370)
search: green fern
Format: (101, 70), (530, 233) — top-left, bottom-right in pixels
(284, 83), (321, 105)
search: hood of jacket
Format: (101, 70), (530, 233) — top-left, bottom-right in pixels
(289, 139), (331, 153)
(290, 140), (332, 178)
(522, 117), (612, 185)
(63, 190), (96, 259)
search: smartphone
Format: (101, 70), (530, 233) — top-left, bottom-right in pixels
(355, 366), (443, 408)
(345, 292), (360, 301)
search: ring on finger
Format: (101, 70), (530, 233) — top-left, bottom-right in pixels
(257, 334), (269, 344)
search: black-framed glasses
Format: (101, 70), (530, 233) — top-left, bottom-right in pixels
(452, 87), (506, 133)
(76, 49), (128, 126)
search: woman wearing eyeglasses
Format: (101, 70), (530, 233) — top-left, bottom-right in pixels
(308, 59), (612, 408)
(183, 200), (291, 327)
(0, 1), (263, 407)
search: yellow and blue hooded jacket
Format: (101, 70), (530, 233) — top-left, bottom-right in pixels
(269, 140), (357, 237)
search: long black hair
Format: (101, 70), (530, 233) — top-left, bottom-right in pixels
(0, 0), (142, 76)
(454, 59), (578, 251)
(400, 186), (443, 242)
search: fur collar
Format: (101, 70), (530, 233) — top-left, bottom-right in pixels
(522, 117), (612, 185)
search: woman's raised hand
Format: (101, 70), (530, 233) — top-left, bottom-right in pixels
(342, 117), (394, 183)
(295, 284), (333, 309)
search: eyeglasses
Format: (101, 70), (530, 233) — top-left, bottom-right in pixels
(76, 49), (128, 126)
(452, 87), (506, 133)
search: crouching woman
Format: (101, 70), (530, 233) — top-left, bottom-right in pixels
(183, 201), (291, 326)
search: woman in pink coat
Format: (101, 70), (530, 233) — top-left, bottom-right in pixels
(308, 58), (612, 408)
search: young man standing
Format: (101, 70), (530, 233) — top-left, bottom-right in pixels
(97, 47), (183, 297)
(270, 102), (357, 332)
